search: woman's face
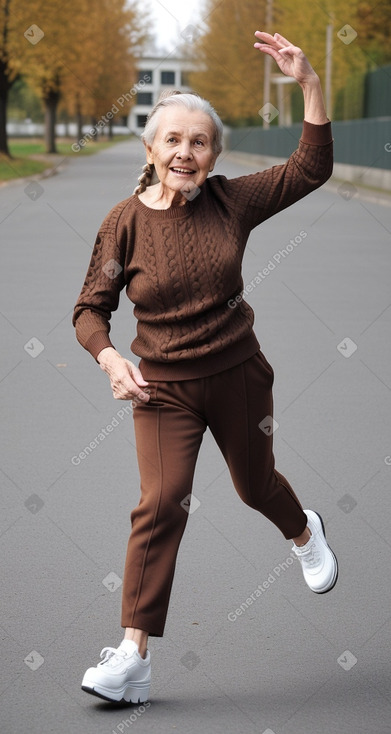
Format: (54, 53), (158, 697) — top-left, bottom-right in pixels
(145, 106), (218, 196)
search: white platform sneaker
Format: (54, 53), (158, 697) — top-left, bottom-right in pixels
(81, 639), (151, 703)
(292, 510), (338, 593)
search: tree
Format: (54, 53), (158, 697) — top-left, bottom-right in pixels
(8, 1), (77, 153)
(355, 1), (391, 66)
(4, 0), (147, 154)
(0, 0), (24, 155)
(189, 0), (270, 126)
(60, 0), (146, 145)
(188, 0), (389, 124)
(277, 0), (367, 119)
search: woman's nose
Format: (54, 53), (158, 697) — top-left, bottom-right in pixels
(176, 142), (192, 159)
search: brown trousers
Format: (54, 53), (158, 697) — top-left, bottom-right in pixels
(121, 351), (307, 636)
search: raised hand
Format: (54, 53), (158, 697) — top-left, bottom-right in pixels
(254, 32), (318, 85)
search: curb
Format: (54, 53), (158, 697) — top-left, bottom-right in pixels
(0, 157), (69, 189)
(223, 150), (391, 208)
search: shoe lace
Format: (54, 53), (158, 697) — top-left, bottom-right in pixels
(98, 646), (128, 667)
(295, 540), (321, 568)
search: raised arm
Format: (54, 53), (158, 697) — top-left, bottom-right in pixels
(213, 32), (332, 231)
(254, 31), (329, 124)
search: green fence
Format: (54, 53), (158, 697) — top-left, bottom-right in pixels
(334, 65), (391, 120)
(364, 65), (391, 118)
(228, 118), (391, 170)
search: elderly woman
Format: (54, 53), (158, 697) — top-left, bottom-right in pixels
(73, 32), (338, 704)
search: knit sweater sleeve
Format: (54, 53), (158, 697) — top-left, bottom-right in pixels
(72, 198), (131, 361)
(215, 121), (333, 230)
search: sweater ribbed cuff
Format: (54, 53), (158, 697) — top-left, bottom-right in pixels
(84, 330), (115, 362)
(301, 120), (332, 146)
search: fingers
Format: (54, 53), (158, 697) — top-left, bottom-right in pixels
(111, 375), (150, 402)
(113, 388), (150, 402)
(254, 31), (280, 52)
(121, 359), (150, 402)
(254, 35), (288, 59)
(273, 32), (291, 47)
(254, 31), (299, 53)
(254, 31), (287, 47)
(254, 31), (275, 42)
(254, 44), (282, 62)
(102, 356), (150, 402)
(125, 359), (149, 388)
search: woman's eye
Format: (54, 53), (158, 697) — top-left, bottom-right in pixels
(167, 137), (176, 143)
(194, 140), (204, 146)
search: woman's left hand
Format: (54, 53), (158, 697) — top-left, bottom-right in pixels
(254, 32), (318, 85)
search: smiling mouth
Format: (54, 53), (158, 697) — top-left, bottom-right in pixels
(170, 167), (196, 176)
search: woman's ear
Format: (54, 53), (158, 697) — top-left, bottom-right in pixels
(209, 154), (218, 172)
(144, 141), (153, 165)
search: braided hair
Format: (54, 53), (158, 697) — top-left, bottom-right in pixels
(133, 162), (154, 195)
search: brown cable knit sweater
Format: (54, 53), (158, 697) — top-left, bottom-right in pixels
(72, 120), (333, 380)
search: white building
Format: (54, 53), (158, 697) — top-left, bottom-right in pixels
(128, 54), (195, 135)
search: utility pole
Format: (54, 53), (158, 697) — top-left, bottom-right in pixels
(325, 18), (334, 118)
(262, 0), (273, 129)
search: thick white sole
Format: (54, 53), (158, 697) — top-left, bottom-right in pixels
(82, 677), (150, 704)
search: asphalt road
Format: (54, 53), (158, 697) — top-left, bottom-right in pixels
(1, 138), (391, 734)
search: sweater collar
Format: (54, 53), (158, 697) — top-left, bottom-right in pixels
(132, 189), (202, 219)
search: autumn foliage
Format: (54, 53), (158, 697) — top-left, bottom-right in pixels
(189, 0), (391, 125)
(0, 0), (147, 154)
(1, 0), (390, 155)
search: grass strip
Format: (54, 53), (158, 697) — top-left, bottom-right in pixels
(0, 136), (131, 182)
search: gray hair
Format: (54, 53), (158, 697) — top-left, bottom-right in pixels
(133, 90), (223, 195)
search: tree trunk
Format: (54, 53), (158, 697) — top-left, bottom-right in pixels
(108, 118), (113, 139)
(76, 97), (83, 140)
(91, 117), (98, 141)
(0, 86), (10, 157)
(0, 53), (13, 156)
(0, 0), (12, 157)
(44, 90), (60, 153)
